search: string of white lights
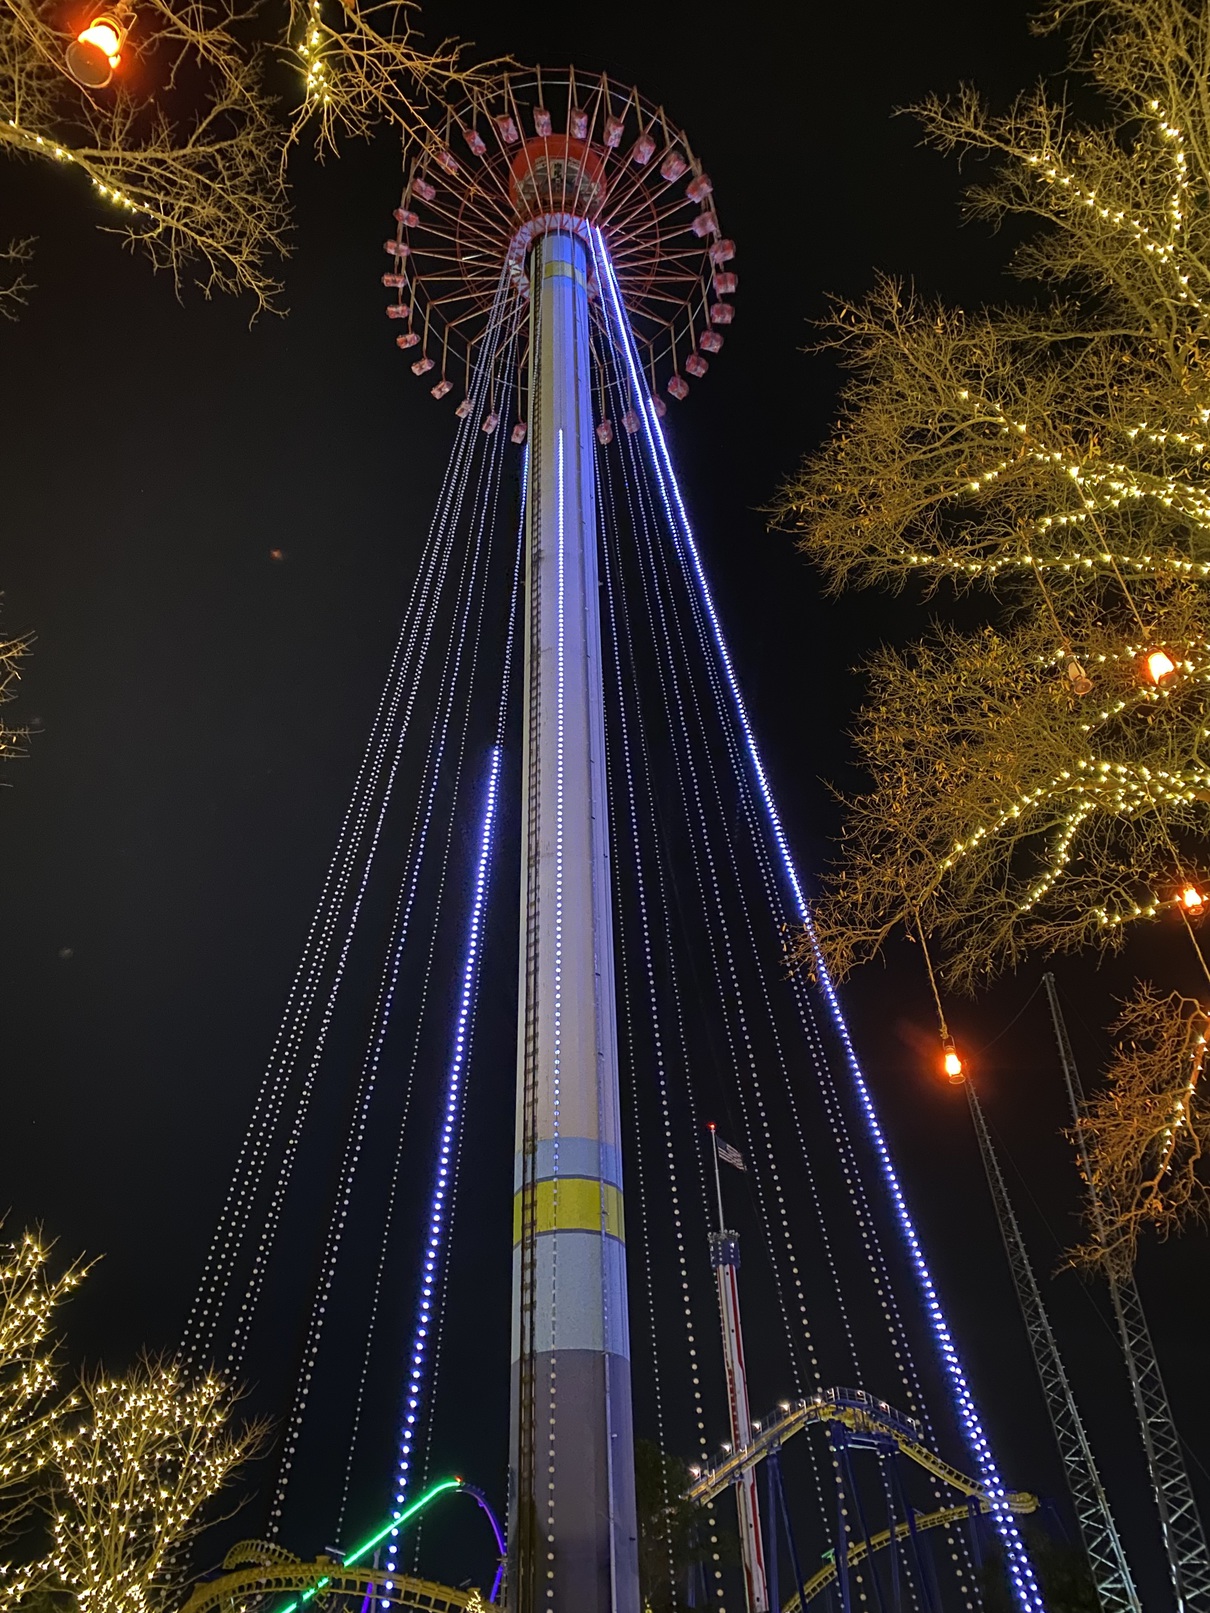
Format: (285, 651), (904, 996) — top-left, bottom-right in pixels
(627, 312), (983, 1599)
(225, 318), (508, 1382)
(183, 518), (455, 1361)
(381, 745), (504, 1602)
(390, 360), (523, 1555)
(221, 271), (514, 1378)
(595, 232), (1044, 1613)
(183, 340), (495, 1367)
(374, 339), (523, 1591)
(604, 338), (814, 1400)
(600, 363), (838, 1572)
(266, 323), (519, 1528)
(599, 442), (730, 1608)
(334, 441), (528, 1544)
(630, 416), (856, 1382)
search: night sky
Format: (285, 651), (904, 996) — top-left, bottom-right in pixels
(4, 0), (1210, 1606)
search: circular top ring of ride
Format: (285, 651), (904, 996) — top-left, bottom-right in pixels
(381, 67), (736, 404)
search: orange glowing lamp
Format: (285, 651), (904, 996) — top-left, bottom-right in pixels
(1181, 885), (1204, 913)
(66, 9), (129, 87)
(1146, 649), (1177, 684)
(941, 1037), (964, 1084)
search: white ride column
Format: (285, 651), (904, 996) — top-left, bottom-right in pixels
(508, 226), (640, 1613)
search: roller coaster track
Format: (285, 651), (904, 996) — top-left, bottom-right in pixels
(178, 1541), (484, 1613)
(782, 1496), (1036, 1613)
(686, 1387), (1037, 1609)
(182, 1391), (1030, 1613)
(687, 1386), (1033, 1512)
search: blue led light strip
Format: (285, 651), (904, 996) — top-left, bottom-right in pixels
(592, 230), (1045, 1613)
(383, 747), (503, 1599)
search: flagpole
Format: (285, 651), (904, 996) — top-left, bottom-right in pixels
(708, 1124), (726, 1234)
(706, 1124), (769, 1610)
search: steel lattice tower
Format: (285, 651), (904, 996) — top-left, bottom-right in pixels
(1045, 974), (1210, 1613)
(965, 1078), (1139, 1612)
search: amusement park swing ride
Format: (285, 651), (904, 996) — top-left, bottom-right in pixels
(180, 60), (1067, 1613)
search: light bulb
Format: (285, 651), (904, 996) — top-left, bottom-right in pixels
(66, 10), (128, 86)
(1146, 649), (1176, 683)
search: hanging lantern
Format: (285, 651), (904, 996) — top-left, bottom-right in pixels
(941, 1036), (964, 1084)
(66, 5), (130, 87)
(1064, 659), (1093, 696)
(1145, 649), (1177, 683)
(1181, 885), (1204, 913)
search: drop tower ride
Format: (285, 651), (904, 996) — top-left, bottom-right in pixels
(381, 72), (738, 1611)
(512, 224), (636, 1611)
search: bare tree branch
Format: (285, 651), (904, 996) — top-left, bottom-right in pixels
(0, 238), (33, 314)
(1, 0), (294, 310)
(1, 0), (491, 311)
(1071, 984), (1210, 1274)
(0, 621), (33, 771)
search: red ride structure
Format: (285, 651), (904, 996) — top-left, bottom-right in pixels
(379, 68), (736, 433)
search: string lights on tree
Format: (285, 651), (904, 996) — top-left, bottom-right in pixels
(772, 0), (1210, 1268)
(0, 1229), (86, 1613)
(1070, 987), (1210, 1277)
(1, 0), (481, 310)
(1, 0), (291, 309)
(46, 1362), (266, 1613)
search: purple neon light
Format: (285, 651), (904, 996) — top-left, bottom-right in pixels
(383, 748), (503, 1596)
(592, 229), (1045, 1613)
(460, 1483), (507, 1603)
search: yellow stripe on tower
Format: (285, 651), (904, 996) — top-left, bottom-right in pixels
(542, 257), (588, 289)
(513, 1178), (625, 1244)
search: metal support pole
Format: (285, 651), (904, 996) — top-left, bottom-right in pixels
(772, 1448), (807, 1613)
(888, 1450), (938, 1613)
(829, 1429), (853, 1613)
(881, 1459), (901, 1613)
(836, 1437), (886, 1613)
(765, 1450), (780, 1613)
(966, 1496), (983, 1573)
(508, 227), (639, 1613)
(1045, 974), (1210, 1613)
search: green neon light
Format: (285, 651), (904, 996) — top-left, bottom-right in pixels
(275, 1479), (462, 1613)
(346, 1479), (461, 1566)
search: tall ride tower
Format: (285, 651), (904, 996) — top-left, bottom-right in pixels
(381, 71), (737, 1611)
(512, 222), (637, 1612)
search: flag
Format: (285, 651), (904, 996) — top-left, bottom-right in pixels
(716, 1137), (746, 1172)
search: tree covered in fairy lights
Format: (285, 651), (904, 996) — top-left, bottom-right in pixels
(771, 0), (1210, 1274)
(45, 1364), (266, 1613)
(0, 1232), (85, 1611)
(0, 0), (486, 312)
(0, 1230), (262, 1613)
